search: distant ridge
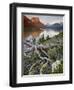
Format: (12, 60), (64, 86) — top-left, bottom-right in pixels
(44, 23), (63, 30)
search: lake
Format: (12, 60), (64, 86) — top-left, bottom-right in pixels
(23, 27), (61, 41)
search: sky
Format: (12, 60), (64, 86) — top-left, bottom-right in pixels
(24, 14), (64, 25)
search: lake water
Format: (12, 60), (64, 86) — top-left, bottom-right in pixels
(23, 28), (60, 41)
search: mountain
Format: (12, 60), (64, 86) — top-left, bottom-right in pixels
(31, 17), (44, 28)
(23, 16), (63, 31)
(44, 23), (63, 30)
(51, 23), (63, 29)
(23, 16), (44, 28)
(23, 16), (32, 27)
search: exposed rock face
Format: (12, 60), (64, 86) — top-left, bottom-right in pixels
(31, 17), (44, 28)
(23, 16), (32, 27)
(31, 17), (40, 23)
(23, 16), (44, 28)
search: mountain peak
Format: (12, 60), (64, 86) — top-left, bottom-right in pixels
(24, 16), (44, 28)
(31, 17), (40, 23)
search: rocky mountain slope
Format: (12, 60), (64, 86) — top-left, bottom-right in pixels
(23, 16), (44, 28)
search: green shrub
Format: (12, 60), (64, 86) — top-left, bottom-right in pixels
(48, 47), (57, 62)
(52, 61), (63, 73)
(40, 62), (52, 74)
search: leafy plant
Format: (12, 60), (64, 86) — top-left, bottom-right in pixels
(52, 60), (63, 73)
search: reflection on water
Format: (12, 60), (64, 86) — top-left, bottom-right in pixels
(23, 27), (60, 39)
(23, 27), (43, 39)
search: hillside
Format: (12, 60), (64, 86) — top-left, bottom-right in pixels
(23, 32), (63, 75)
